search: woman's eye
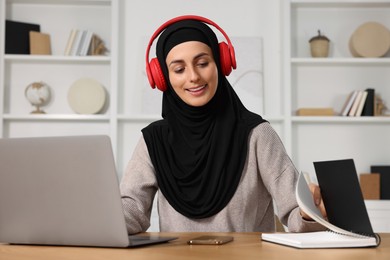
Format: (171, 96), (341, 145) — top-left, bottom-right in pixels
(197, 61), (209, 67)
(174, 67), (184, 74)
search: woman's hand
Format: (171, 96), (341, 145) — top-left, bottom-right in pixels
(300, 183), (327, 221)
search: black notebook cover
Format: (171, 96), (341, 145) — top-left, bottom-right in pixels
(371, 165), (390, 199)
(314, 159), (374, 236)
(5, 20), (40, 54)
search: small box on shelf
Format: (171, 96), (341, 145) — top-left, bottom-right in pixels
(371, 166), (390, 200)
(29, 31), (51, 55)
(296, 108), (334, 116)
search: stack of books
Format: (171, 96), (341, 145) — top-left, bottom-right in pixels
(340, 88), (375, 116)
(63, 29), (106, 56)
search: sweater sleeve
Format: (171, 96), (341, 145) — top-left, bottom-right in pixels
(120, 137), (158, 234)
(253, 123), (325, 232)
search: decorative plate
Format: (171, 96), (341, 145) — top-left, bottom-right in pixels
(68, 78), (106, 114)
(350, 22), (390, 58)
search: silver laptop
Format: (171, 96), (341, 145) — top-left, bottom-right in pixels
(0, 135), (176, 247)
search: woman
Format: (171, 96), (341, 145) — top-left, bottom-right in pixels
(120, 16), (325, 234)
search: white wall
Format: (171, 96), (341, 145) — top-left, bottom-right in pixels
(119, 0), (281, 115)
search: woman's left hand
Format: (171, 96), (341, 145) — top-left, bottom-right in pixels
(300, 183), (327, 221)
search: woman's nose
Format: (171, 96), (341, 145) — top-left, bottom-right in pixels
(188, 66), (200, 82)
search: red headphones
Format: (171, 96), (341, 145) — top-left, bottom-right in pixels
(145, 15), (237, 92)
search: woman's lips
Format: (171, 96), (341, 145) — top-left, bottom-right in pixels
(186, 84), (207, 94)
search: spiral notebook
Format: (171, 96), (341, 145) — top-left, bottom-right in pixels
(261, 159), (381, 249)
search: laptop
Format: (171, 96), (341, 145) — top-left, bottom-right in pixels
(0, 135), (176, 247)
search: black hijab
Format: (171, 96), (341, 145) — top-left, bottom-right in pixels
(142, 19), (265, 219)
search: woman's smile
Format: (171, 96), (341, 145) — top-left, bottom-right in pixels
(186, 84), (207, 95)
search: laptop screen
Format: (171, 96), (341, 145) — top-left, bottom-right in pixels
(0, 135), (130, 247)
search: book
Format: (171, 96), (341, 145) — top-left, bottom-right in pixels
(79, 30), (93, 56)
(29, 31), (51, 55)
(348, 90), (363, 116)
(296, 108), (334, 116)
(261, 160), (380, 249)
(340, 90), (358, 116)
(362, 88), (375, 116)
(75, 30), (87, 56)
(355, 90), (368, 116)
(5, 20), (40, 54)
(64, 29), (77, 56)
(69, 30), (82, 56)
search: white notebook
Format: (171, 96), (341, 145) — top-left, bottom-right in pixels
(262, 231), (377, 249)
(261, 167), (380, 249)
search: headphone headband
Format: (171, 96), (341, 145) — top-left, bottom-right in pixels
(146, 15), (234, 67)
(145, 15), (236, 91)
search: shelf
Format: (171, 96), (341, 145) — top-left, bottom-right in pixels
(292, 0), (390, 8)
(4, 55), (110, 63)
(6, 0), (111, 6)
(117, 114), (161, 122)
(291, 58), (390, 65)
(263, 116), (285, 123)
(2, 114), (110, 121)
(117, 114), (286, 123)
(292, 116), (390, 123)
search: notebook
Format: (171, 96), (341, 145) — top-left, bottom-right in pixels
(0, 135), (176, 247)
(261, 159), (380, 249)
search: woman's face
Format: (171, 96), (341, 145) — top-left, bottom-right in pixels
(166, 41), (218, 107)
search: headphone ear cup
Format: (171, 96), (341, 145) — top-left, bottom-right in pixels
(146, 63), (155, 89)
(229, 45), (237, 70)
(219, 42), (233, 76)
(149, 58), (167, 91)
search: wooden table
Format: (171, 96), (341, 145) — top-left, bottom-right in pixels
(1, 232), (389, 260)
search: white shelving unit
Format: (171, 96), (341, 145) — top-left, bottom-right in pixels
(283, 0), (390, 174)
(0, 0), (119, 151)
(283, 0), (390, 232)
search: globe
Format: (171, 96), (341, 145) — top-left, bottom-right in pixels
(25, 81), (51, 114)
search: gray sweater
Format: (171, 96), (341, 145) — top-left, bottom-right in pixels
(120, 122), (324, 234)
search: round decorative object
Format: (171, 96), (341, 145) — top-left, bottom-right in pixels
(67, 78), (106, 114)
(25, 81), (51, 114)
(349, 22), (390, 57)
